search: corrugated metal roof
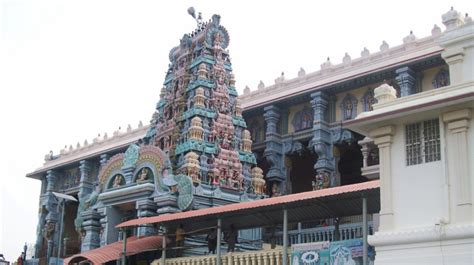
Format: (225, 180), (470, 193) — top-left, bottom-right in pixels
(63, 235), (163, 265)
(116, 180), (380, 231)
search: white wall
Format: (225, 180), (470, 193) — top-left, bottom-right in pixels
(390, 117), (446, 230)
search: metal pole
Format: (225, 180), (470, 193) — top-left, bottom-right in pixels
(297, 222), (302, 244)
(362, 197), (368, 265)
(122, 229), (127, 265)
(283, 209), (288, 265)
(161, 226), (166, 265)
(216, 218), (222, 265)
(56, 200), (65, 265)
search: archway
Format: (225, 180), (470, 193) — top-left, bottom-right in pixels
(287, 142), (317, 194)
(336, 133), (366, 185)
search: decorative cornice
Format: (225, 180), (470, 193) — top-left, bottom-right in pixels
(27, 123), (149, 179)
(240, 34), (442, 109)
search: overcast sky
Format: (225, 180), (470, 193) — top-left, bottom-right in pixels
(1, 0), (473, 261)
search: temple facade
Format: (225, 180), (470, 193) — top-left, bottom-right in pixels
(26, 7), (473, 265)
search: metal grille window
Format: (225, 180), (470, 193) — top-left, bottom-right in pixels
(405, 119), (440, 166)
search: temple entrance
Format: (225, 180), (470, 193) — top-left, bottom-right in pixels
(288, 145), (317, 194)
(62, 200), (80, 257)
(336, 132), (366, 185)
(104, 203), (136, 244)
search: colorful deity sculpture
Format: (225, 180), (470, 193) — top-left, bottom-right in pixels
(144, 14), (264, 192)
(312, 171), (331, 190)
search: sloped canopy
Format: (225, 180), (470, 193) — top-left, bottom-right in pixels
(117, 180), (380, 233)
(63, 235), (163, 265)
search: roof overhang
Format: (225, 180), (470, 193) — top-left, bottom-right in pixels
(117, 180), (380, 233)
(63, 235), (163, 265)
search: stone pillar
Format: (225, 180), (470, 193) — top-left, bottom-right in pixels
(442, 109), (472, 224)
(395, 66), (416, 97)
(97, 207), (107, 247)
(99, 154), (109, 168)
(46, 170), (58, 193)
(263, 105), (284, 186)
(81, 210), (101, 251)
(136, 199), (158, 237)
(122, 166), (135, 184)
(44, 170), (59, 261)
(78, 160), (93, 199)
(310, 91), (334, 180)
(34, 177), (49, 258)
(369, 125), (395, 231)
(281, 109), (289, 135)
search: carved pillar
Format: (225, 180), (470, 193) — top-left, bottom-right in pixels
(395, 66), (416, 97)
(281, 109), (289, 135)
(44, 170), (59, 261)
(328, 95), (337, 123)
(81, 210), (101, 251)
(310, 92), (335, 180)
(34, 177), (49, 258)
(97, 207), (107, 247)
(78, 160), (93, 200)
(370, 125), (395, 231)
(99, 154), (109, 168)
(136, 199), (158, 237)
(46, 170), (58, 193)
(263, 105), (284, 189)
(442, 109), (472, 224)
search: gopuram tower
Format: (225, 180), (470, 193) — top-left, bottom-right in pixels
(143, 13), (263, 196)
(71, 12), (266, 252)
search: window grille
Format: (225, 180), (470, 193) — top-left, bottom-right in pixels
(405, 118), (440, 166)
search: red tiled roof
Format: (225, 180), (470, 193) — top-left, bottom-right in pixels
(63, 235), (163, 265)
(117, 180), (380, 229)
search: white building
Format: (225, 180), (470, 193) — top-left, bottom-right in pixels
(347, 7), (474, 265)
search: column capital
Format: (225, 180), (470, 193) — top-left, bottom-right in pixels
(442, 108), (471, 123)
(263, 105), (281, 119)
(310, 90), (329, 101)
(99, 154), (109, 168)
(395, 66), (416, 97)
(370, 125), (395, 138)
(441, 47), (465, 65)
(79, 160), (92, 171)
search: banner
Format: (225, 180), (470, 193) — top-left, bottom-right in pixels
(291, 241), (330, 265)
(329, 239), (364, 265)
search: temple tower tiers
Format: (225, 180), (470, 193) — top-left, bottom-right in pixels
(145, 14), (261, 193)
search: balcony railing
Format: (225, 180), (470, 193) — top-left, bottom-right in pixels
(153, 248), (290, 265)
(274, 221), (374, 245)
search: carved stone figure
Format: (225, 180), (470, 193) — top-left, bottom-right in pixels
(43, 222), (55, 240)
(137, 168), (150, 182)
(312, 171), (331, 190)
(112, 174), (124, 188)
(271, 182), (281, 197)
